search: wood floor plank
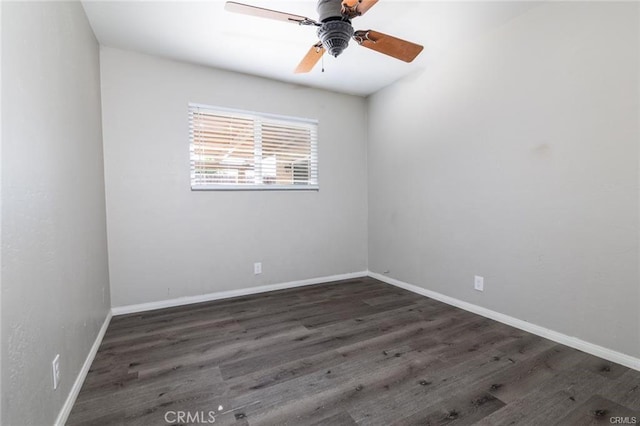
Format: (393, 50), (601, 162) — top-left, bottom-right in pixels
(67, 278), (640, 425)
(472, 363), (612, 425)
(555, 395), (640, 425)
(347, 348), (514, 425)
(219, 308), (430, 380)
(240, 351), (444, 425)
(482, 345), (592, 404)
(391, 388), (506, 426)
(308, 411), (357, 426)
(599, 369), (640, 410)
(70, 364), (225, 421)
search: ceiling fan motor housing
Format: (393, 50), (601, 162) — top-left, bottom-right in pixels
(317, 21), (353, 57)
(316, 0), (353, 57)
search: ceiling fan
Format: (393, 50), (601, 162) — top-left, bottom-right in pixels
(225, 0), (424, 73)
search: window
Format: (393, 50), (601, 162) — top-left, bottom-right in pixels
(189, 104), (318, 190)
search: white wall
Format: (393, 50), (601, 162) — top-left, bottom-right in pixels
(1, 2), (110, 425)
(100, 48), (368, 308)
(0, 1), (4, 421)
(368, 2), (640, 358)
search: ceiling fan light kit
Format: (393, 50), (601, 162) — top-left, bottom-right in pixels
(225, 0), (423, 73)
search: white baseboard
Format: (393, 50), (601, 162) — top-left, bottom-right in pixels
(54, 310), (112, 426)
(111, 271), (369, 316)
(368, 271), (640, 372)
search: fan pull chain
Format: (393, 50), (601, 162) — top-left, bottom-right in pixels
(321, 54), (325, 73)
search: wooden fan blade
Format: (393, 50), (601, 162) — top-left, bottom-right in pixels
(354, 30), (423, 62)
(342, 0), (378, 17)
(295, 43), (325, 74)
(225, 2), (318, 26)
(356, 0), (379, 15)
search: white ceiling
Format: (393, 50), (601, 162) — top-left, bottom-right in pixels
(82, 1), (539, 96)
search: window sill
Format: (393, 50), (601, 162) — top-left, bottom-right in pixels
(191, 185), (319, 191)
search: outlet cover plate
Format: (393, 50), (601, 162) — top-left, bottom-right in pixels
(474, 275), (484, 292)
(52, 354), (60, 389)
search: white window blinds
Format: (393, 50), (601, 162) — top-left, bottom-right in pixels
(189, 104), (319, 190)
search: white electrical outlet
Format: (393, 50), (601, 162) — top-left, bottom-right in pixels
(254, 262), (262, 275)
(52, 354), (61, 390)
(474, 275), (484, 292)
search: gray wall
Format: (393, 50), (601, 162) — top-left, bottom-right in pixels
(368, 2), (640, 358)
(100, 48), (368, 308)
(1, 2), (110, 425)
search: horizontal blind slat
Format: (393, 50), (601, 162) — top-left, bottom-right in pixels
(190, 104), (318, 189)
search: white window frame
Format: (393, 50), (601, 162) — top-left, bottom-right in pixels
(189, 103), (319, 191)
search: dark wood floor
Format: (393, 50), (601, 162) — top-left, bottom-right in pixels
(67, 277), (640, 425)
